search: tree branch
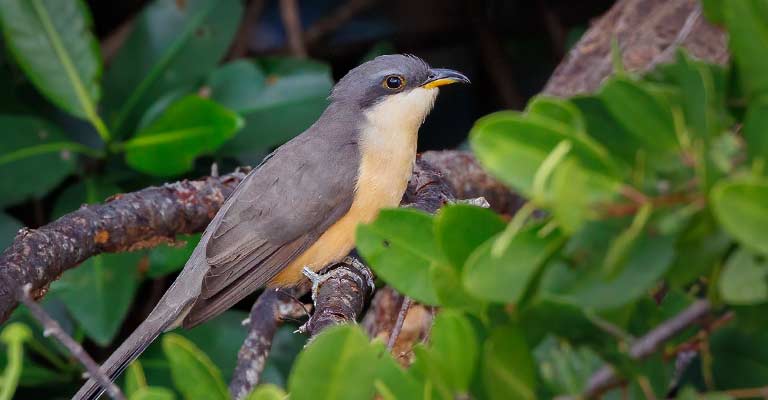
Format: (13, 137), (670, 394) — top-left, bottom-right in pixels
(279, 0), (307, 58)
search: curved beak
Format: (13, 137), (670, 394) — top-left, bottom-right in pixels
(421, 68), (471, 89)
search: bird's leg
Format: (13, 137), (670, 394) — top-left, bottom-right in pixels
(302, 266), (329, 305)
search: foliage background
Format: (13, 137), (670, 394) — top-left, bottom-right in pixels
(2, 0), (765, 400)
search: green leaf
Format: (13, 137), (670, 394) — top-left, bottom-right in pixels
(711, 180), (768, 254)
(482, 324), (536, 400)
(162, 333), (228, 400)
(535, 337), (603, 396)
(719, 248), (768, 305)
(428, 310), (478, 393)
(434, 204), (506, 270)
(701, 0), (725, 24)
(670, 51), (722, 141)
(52, 179), (121, 219)
(0, 213), (22, 250)
(288, 325), (378, 400)
(525, 96), (585, 132)
(470, 111), (620, 197)
(464, 225), (564, 304)
(122, 96), (242, 176)
(723, 0), (768, 99)
(211, 58), (333, 164)
(554, 235), (675, 310)
(549, 158), (619, 233)
(130, 387), (176, 400)
(148, 234), (201, 278)
(125, 361), (148, 398)
(0, 116), (84, 207)
(0, 0), (108, 140)
(571, 96), (642, 166)
(357, 209), (442, 304)
(597, 77), (679, 157)
(710, 326), (768, 389)
(374, 351), (425, 400)
(49, 252), (142, 345)
(743, 98), (768, 165)
(105, 0), (242, 134)
(0, 323), (31, 400)
(245, 384), (286, 400)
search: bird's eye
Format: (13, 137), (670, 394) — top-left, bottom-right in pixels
(383, 75), (405, 90)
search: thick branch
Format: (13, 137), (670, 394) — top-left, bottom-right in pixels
(0, 169), (250, 323)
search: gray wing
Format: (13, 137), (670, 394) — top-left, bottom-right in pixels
(183, 129), (359, 328)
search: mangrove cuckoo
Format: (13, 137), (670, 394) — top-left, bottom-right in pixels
(74, 54), (469, 399)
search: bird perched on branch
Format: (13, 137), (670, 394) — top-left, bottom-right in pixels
(74, 54), (469, 400)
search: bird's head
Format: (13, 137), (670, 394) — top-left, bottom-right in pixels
(330, 54), (469, 126)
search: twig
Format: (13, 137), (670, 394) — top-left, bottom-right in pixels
(226, 0), (267, 60)
(279, 0), (307, 58)
(386, 297), (411, 352)
(17, 285), (125, 400)
(229, 289), (307, 400)
(303, 0), (375, 45)
(566, 300), (713, 399)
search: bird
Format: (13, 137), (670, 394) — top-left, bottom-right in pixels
(73, 54), (469, 399)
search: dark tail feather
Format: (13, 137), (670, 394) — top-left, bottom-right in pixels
(72, 317), (169, 400)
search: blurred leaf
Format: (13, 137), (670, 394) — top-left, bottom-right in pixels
(0, 0), (107, 139)
(0, 323), (31, 400)
(743, 98), (768, 165)
(131, 387), (176, 400)
(723, 0), (768, 99)
(525, 96), (585, 132)
(719, 248), (768, 305)
(211, 58), (333, 163)
(50, 252), (142, 345)
(0, 213), (21, 249)
(464, 225), (564, 304)
(125, 361), (148, 398)
(571, 96), (642, 166)
(357, 209), (442, 304)
(535, 337), (602, 396)
(555, 235), (675, 310)
(598, 77), (679, 159)
(710, 326), (768, 389)
(374, 351), (424, 400)
(483, 324), (536, 400)
(162, 333), (228, 400)
(711, 180), (768, 254)
(0, 116), (84, 207)
(434, 204), (506, 270)
(550, 159), (619, 233)
(245, 384), (286, 400)
(105, 0), (242, 134)
(428, 310), (478, 393)
(148, 234), (200, 278)
(288, 325), (378, 400)
(602, 203), (652, 278)
(470, 112), (620, 197)
(670, 51), (722, 141)
(701, 0), (725, 24)
(122, 96), (242, 176)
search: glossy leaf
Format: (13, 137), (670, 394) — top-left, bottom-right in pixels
(49, 252), (142, 345)
(288, 325), (378, 400)
(211, 58), (333, 163)
(429, 310), (478, 393)
(711, 180), (768, 254)
(162, 333), (228, 400)
(104, 0), (242, 134)
(245, 384), (286, 400)
(525, 96), (585, 132)
(464, 225), (564, 304)
(0, 0), (106, 137)
(743, 98), (768, 164)
(122, 96), (242, 176)
(598, 77), (679, 157)
(434, 204), (506, 270)
(723, 0), (768, 98)
(556, 235), (675, 310)
(483, 324), (536, 400)
(719, 248), (768, 305)
(130, 387), (176, 400)
(357, 209), (442, 304)
(470, 111), (620, 197)
(125, 361), (148, 398)
(0, 116), (82, 207)
(374, 351), (425, 400)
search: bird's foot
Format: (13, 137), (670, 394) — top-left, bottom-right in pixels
(302, 266), (329, 305)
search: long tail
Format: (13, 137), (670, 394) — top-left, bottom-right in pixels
(72, 242), (210, 400)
